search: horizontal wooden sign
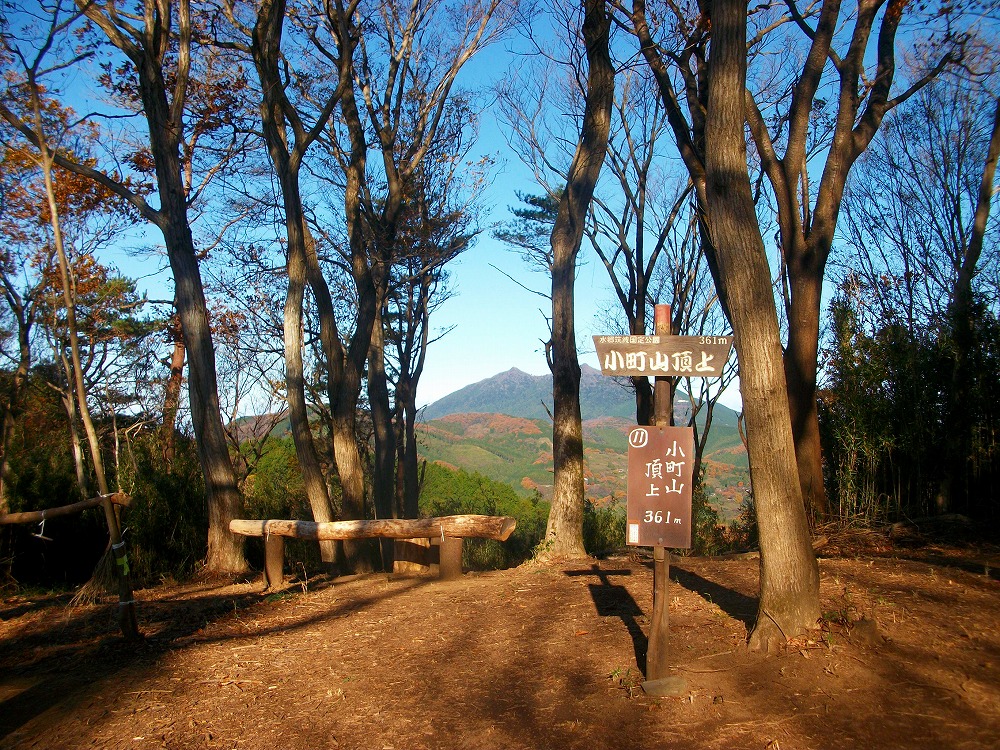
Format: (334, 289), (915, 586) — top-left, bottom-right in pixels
(593, 335), (733, 377)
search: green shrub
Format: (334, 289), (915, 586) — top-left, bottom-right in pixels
(117, 432), (208, 584)
(419, 463), (548, 569)
(726, 493), (757, 551)
(583, 500), (625, 555)
(689, 484), (729, 555)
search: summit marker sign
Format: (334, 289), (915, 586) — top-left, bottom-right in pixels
(594, 307), (734, 686)
(593, 335), (733, 378)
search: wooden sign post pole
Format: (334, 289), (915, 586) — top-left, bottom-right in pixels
(592, 305), (731, 693)
(646, 304), (673, 681)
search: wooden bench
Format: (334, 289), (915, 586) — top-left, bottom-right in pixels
(230, 515), (517, 588)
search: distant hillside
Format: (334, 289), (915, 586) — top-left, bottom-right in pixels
(422, 365), (638, 421)
(421, 364), (743, 430)
(415, 412), (748, 521)
(416, 367), (748, 522)
(241, 366), (749, 521)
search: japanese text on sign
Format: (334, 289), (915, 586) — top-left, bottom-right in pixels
(626, 426), (694, 548)
(603, 349), (718, 375)
(593, 335), (733, 378)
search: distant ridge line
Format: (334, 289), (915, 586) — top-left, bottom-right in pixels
(420, 365), (725, 423)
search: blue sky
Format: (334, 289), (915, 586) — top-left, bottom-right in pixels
(72, 9), (745, 418)
(413, 233), (744, 412)
(413, 233), (608, 408)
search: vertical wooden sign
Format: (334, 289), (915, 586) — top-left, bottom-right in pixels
(626, 426), (694, 549)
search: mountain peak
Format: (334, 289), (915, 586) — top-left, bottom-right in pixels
(422, 366), (635, 421)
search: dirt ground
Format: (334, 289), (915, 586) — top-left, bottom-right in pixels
(1, 534), (998, 750)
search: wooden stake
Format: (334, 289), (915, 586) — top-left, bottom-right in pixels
(264, 534), (285, 589)
(647, 546), (670, 679)
(647, 303), (672, 680)
(100, 494), (140, 641)
(439, 537), (463, 581)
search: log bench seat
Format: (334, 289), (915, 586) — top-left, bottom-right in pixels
(229, 515), (517, 588)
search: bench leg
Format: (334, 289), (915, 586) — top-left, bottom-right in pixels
(439, 536), (462, 581)
(264, 535), (285, 589)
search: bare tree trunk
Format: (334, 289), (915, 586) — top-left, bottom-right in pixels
(139, 104), (246, 572)
(332, 17), (379, 571)
(282, 236), (338, 563)
(393, 398), (406, 519)
(160, 312), (185, 465)
(542, 0), (615, 559)
(402, 399), (421, 519)
(60, 384), (90, 498)
(368, 304), (395, 569)
(77, 0), (246, 574)
(249, 0), (340, 564)
(26, 74), (139, 637)
(784, 279), (827, 523)
(163, 218), (245, 573)
(35, 106), (110, 498)
(704, 0), (819, 650)
(631, 278), (653, 426)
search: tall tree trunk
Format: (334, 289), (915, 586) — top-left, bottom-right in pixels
(75, 0), (246, 573)
(631, 313), (653, 426)
(35, 101), (109, 498)
(162, 217), (245, 573)
(30, 81), (139, 636)
(60, 384), (90, 498)
(282, 233), (338, 563)
(160, 312), (185, 465)
(368, 304), (395, 569)
(402, 397), (421, 519)
(332, 34), (379, 572)
(397, 277), (432, 520)
(784, 274), (827, 523)
(542, 0), (615, 559)
(704, 0), (820, 650)
(141, 78), (244, 573)
(393, 397), (406, 519)
(251, 0), (338, 564)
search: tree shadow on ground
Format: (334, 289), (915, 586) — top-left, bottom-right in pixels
(669, 563), (757, 630)
(890, 552), (1000, 581)
(0, 571), (430, 744)
(565, 565), (647, 672)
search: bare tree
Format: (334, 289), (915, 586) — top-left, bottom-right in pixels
(839, 74), (1000, 514)
(623, 0), (974, 522)
(701, 0), (820, 650)
(215, 0), (360, 565)
(384, 152), (482, 519)
(313, 0), (506, 568)
(583, 69), (735, 479)
(621, 0), (978, 646)
(540, 0), (614, 558)
(66, 0), (248, 572)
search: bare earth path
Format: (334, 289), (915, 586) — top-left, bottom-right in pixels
(1, 543), (998, 749)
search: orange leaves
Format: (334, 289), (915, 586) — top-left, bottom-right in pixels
(2, 143), (119, 230)
(886, 0), (911, 23)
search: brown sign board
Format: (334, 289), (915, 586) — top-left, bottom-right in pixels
(626, 426), (694, 548)
(593, 335), (733, 378)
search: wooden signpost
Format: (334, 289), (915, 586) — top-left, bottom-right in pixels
(593, 306), (733, 688)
